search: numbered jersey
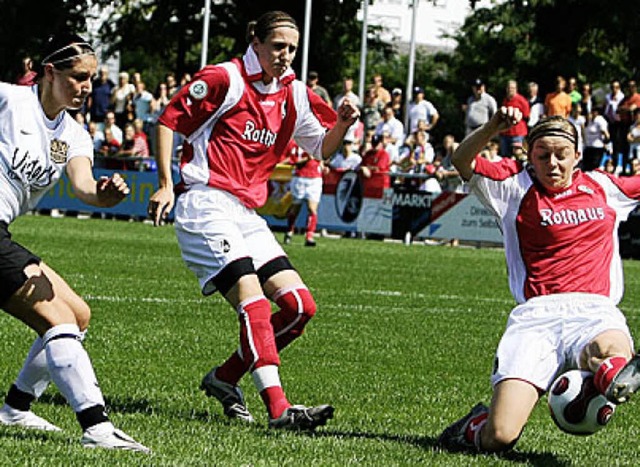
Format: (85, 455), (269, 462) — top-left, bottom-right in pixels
(470, 156), (640, 304)
(159, 46), (336, 209)
(0, 83), (93, 223)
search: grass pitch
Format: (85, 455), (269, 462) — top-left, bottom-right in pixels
(0, 215), (639, 465)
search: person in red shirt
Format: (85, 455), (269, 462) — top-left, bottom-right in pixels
(284, 143), (324, 247)
(359, 133), (391, 198)
(148, 11), (359, 430)
(498, 80), (529, 157)
(438, 107), (640, 454)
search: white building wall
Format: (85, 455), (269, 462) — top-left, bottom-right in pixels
(361, 0), (475, 52)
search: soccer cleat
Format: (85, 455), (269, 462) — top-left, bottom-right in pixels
(436, 403), (488, 452)
(200, 368), (254, 422)
(304, 239), (316, 247)
(268, 404), (334, 431)
(0, 403), (61, 432)
(606, 353), (640, 404)
(283, 233), (293, 245)
(81, 422), (150, 453)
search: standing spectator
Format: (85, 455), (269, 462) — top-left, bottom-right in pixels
(15, 57), (37, 86)
(371, 73), (391, 105)
(307, 71), (332, 107)
(627, 108), (640, 162)
(437, 107), (640, 455)
(568, 76), (582, 104)
(527, 81), (544, 129)
(333, 76), (360, 110)
(568, 102), (586, 154)
(110, 71), (135, 129)
(165, 72), (179, 97)
(580, 82), (594, 117)
(284, 144), (324, 247)
(334, 77), (361, 144)
(583, 106), (610, 171)
(617, 80), (640, 172)
(102, 111), (123, 145)
(435, 134), (463, 193)
(463, 78), (497, 135)
(87, 66), (114, 125)
(544, 75), (572, 117)
(359, 133), (391, 197)
(87, 121), (105, 154)
(391, 88), (404, 121)
(362, 86), (384, 134)
(329, 139), (361, 171)
(0, 31), (148, 453)
(408, 86), (439, 136)
(374, 104), (405, 153)
(132, 80), (155, 137)
(604, 79), (626, 170)
(147, 10), (359, 430)
(499, 80), (529, 157)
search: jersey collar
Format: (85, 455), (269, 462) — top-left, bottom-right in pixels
(242, 46), (295, 86)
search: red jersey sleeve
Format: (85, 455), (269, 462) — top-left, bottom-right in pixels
(474, 155), (523, 180)
(158, 65), (231, 137)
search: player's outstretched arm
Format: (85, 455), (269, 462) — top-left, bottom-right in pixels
(147, 123), (175, 226)
(453, 106), (522, 180)
(66, 156), (130, 207)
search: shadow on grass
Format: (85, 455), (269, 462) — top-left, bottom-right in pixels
(310, 429), (569, 466)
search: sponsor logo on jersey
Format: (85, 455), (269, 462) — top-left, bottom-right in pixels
(10, 147), (56, 189)
(189, 80), (208, 100)
(577, 185), (594, 195)
(49, 139), (68, 164)
(539, 207), (605, 226)
(242, 120), (277, 147)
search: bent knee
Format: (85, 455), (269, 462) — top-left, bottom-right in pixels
(482, 424), (521, 452)
(72, 299), (91, 331)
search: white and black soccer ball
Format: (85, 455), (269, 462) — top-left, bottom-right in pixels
(548, 369), (616, 436)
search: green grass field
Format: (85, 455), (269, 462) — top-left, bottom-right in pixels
(1, 215), (640, 465)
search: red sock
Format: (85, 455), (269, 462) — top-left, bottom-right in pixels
(260, 386), (291, 419)
(306, 212), (317, 240)
(594, 356), (629, 394)
(465, 412), (488, 447)
(214, 353), (247, 386)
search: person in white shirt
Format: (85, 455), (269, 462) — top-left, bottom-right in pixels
(0, 32), (148, 453)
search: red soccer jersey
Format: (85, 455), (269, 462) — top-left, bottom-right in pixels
(471, 156), (640, 304)
(158, 47), (336, 208)
(287, 143), (322, 179)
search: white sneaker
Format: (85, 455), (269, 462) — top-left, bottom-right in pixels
(81, 422), (150, 453)
(0, 403), (61, 431)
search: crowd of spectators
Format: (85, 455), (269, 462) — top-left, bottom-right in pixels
(312, 72), (640, 200)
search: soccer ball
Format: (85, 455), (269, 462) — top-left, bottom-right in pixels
(548, 369), (616, 436)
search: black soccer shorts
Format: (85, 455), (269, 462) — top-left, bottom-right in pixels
(0, 221), (40, 305)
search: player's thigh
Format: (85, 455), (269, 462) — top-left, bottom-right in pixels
(4, 263), (86, 335)
(174, 187), (254, 295)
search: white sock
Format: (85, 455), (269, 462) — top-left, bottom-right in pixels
(15, 330), (87, 399)
(43, 324), (105, 412)
(251, 365), (282, 392)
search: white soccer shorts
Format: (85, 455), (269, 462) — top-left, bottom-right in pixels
(289, 176), (323, 203)
(491, 293), (634, 392)
(174, 185), (286, 295)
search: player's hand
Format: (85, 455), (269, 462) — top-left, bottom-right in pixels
(96, 173), (130, 207)
(494, 106), (523, 132)
(337, 98), (360, 126)
(148, 186), (175, 226)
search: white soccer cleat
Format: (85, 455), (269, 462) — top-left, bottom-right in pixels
(0, 403), (61, 432)
(81, 422), (150, 453)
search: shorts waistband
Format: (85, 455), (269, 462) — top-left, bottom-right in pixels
(526, 293), (614, 306)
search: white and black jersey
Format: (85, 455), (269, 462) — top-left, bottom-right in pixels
(0, 82), (93, 223)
